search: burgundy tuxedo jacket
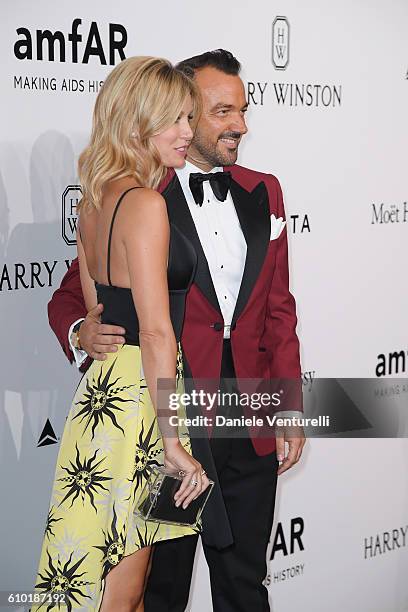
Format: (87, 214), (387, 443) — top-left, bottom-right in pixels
(49, 164), (301, 456)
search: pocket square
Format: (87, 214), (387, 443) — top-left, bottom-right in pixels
(270, 214), (286, 240)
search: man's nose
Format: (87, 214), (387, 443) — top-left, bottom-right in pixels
(230, 113), (248, 135)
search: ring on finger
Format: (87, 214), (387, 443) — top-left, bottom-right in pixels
(190, 479), (198, 487)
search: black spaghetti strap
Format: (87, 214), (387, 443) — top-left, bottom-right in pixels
(107, 187), (142, 286)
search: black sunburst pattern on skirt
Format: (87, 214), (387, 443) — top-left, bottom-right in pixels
(57, 444), (112, 512)
(35, 550), (93, 611)
(128, 419), (162, 494)
(94, 504), (126, 579)
(44, 506), (63, 540)
(73, 359), (136, 439)
(176, 349), (184, 384)
(135, 522), (161, 548)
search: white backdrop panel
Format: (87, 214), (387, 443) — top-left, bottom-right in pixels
(1, 1), (407, 611)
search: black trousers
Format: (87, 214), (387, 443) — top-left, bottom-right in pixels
(145, 340), (278, 612)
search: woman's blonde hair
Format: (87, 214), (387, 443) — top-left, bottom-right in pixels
(78, 56), (200, 211)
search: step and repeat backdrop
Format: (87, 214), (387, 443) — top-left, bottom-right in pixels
(1, 1), (407, 610)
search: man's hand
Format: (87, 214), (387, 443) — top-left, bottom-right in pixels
(275, 426), (306, 475)
(79, 304), (126, 360)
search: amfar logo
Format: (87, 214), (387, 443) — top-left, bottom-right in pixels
(62, 185), (81, 245)
(14, 18), (127, 64)
(376, 350), (407, 377)
(270, 517), (305, 560)
(272, 17), (290, 70)
(265, 517), (305, 585)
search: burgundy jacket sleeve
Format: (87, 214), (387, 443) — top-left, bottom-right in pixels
(48, 257), (87, 363)
(261, 175), (301, 381)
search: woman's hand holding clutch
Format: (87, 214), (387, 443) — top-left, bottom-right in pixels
(163, 440), (210, 509)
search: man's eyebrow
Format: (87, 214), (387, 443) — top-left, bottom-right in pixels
(211, 102), (249, 112)
(211, 103), (234, 111)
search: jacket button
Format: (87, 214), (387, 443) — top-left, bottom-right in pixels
(212, 322), (223, 332)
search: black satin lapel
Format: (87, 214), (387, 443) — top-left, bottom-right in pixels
(162, 175), (222, 315)
(230, 180), (270, 326)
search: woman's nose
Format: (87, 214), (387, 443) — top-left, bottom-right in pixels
(181, 122), (193, 140)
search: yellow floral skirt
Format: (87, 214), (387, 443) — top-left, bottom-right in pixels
(33, 343), (197, 611)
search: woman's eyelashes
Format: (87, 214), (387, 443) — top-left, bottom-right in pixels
(175, 113), (194, 124)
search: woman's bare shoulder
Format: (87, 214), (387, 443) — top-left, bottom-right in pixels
(116, 186), (167, 221)
(102, 178), (163, 208)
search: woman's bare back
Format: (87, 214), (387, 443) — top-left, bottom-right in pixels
(79, 178), (144, 289)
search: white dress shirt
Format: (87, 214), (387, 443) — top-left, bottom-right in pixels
(69, 318), (87, 367)
(176, 161), (247, 338)
(69, 160), (247, 364)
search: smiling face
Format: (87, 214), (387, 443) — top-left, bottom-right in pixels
(151, 95), (194, 169)
(187, 66), (248, 171)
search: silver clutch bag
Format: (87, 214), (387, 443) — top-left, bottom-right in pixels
(134, 466), (214, 528)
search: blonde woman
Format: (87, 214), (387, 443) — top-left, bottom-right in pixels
(33, 57), (209, 611)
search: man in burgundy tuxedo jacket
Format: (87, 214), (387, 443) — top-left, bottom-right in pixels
(49, 50), (303, 612)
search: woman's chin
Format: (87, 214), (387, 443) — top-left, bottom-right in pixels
(170, 157), (187, 169)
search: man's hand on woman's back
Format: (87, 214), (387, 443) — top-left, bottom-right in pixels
(80, 303), (126, 360)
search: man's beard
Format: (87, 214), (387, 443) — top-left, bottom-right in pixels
(192, 130), (240, 167)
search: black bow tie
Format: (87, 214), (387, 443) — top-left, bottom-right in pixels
(189, 171), (231, 206)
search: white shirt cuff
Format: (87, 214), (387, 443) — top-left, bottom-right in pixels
(68, 318), (87, 368)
